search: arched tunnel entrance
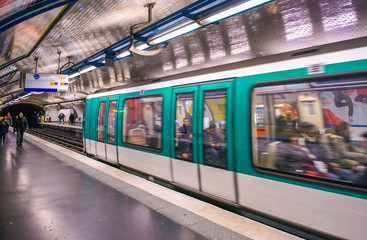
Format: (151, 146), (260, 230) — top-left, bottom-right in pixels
(1, 103), (44, 128)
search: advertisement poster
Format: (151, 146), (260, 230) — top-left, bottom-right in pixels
(75, 103), (85, 113)
(321, 89), (367, 126)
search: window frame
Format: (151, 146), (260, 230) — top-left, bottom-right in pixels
(82, 99), (88, 137)
(121, 94), (164, 152)
(250, 74), (367, 194)
(97, 100), (106, 143)
(174, 91), (195, 162)
(202, 88), (228, 169)
(106, 99), (118, 145)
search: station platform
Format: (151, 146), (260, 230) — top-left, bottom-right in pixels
(0, 133), (300, 240)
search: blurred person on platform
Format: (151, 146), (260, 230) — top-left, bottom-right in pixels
(0, 116), (9, 144)
(14, 112), (28, 146)
(6, 112), (12, 127)
(69, 112), (75, 125)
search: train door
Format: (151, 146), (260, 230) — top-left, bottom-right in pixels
(105, 97), (119, 164)
(171, 86), (200, 190)
(171, 81), (236, 201)
(87, 98), (98, 155)
(83, 99), (90, 153)
(198, 81), (236, 202)
(96, 98), (107, 160)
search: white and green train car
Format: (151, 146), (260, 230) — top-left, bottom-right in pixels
(83, 46), (367, 239)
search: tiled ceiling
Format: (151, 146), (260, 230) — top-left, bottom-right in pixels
(15, 0), (196, 73)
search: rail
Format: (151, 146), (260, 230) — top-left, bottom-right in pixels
(28, 127), (84, 153)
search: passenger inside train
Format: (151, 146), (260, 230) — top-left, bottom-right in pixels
(202, 89), (227, 168)
(176, 118), (193, 160)
(356, 132), (367, 185)
(203, 120), (226, 167)
(123, 96), (163, 149)
(331, 121), (366, 168)
(175, 92), (194, 161)
(297, 122), (331, 163)
(253, 79), (367, 187)
(275, 133), (313, 173)
(107, 101), (117, 144)
(133, 118), (148, 131)
(275, 104), (298, 141)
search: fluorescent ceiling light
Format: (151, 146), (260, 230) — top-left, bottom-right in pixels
(80, 66), (97, 74)
(69, 72), (80, 78)
(21, 93), (32, 99)
(136, 44), (149, 50)
(150, 22), (200, 45)
(89, 54), (105, 62)
(116, 51), (131, 58)
(201, 0), (273, 25)
(112, 43), (129, 52)
(69, 66), (96, 77)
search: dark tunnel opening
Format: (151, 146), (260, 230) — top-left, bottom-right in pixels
(1, 103), (44, 128)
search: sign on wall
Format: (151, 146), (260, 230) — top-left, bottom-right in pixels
(24, 73), (69, 92)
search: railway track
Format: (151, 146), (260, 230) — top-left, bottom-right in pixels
(28, 128), (84, 153)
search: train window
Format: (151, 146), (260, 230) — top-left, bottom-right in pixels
(107, 100), (117, 144)
(122, 95), (163, 150)
(97, 101), (106, 142)
(203, 89), (227, 168)
(252, 77), (367, 187)
(175, 92), (194, 161)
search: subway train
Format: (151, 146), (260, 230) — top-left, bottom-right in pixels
(83, 45), (367, 240)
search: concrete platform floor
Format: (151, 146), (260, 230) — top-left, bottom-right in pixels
(0, 132), (300, 240)
(0, 134), (207, 240)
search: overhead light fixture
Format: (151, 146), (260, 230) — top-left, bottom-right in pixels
(116, 51), (131, 59)
(69, 72), (80, 78)
(136, 44), (150, 50)
(21, 93), (32, 99)
(60, 100), (84, 105)
(112, 43), (130, 52)
(200, 0), (274, 25)
(89, 54), (105, 62)
(79, 66), (97, 74)
(149, 22), (200, 45)
(69, 65), (96, 78)
(116, 44), (155, 59)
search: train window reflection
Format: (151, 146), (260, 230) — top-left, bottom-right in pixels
(252, 78), (367, 187)
(122, 95), (163, 150)
(175, 92), (194, 161)
(97, 101), (106, 142)
(107, 100), (117, 144)
(203, 89), (227, 168)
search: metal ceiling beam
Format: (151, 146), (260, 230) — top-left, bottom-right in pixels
(0, 70), (17, 87)
(0, 0), (78, 34)
(0, 3), (76, 73)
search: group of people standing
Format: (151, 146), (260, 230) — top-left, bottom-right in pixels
(58, 112), (75, 124)
(0, 112), (29, 146)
